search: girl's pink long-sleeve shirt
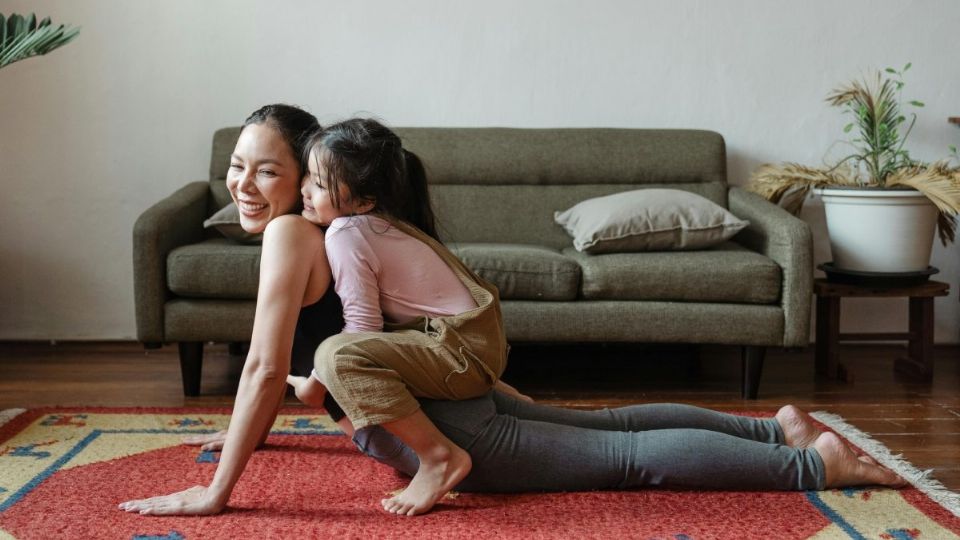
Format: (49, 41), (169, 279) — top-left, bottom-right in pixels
(325, 215), (477, 333)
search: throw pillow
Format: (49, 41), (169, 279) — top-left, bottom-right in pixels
(203, 202), (263, 244)
(554, 189), (749, 253)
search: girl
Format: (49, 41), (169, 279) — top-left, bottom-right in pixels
(292, 118), (514, 516)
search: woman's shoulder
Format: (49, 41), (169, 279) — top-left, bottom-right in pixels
(263, 214), (325, 241)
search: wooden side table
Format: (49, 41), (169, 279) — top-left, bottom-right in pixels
(814, 279), (950, 382)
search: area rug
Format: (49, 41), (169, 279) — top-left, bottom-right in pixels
(1, 408), (958, 540)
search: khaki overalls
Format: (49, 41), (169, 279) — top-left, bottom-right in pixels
(313, 219), (508, 430)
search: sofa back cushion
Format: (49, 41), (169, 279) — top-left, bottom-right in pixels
(401, 128), (726, 248)
(208, 127), (727, 248)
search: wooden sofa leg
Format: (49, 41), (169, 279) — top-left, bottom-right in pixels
(741, 346), (766, 399)
(178, 342), (203, 397)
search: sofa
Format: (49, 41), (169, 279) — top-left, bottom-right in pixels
(134, 127), (813, 398)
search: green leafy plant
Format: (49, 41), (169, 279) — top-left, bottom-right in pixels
(748, 64), (960, 245)
(829, 63), (923, 186)
(0, 12), (80, 70)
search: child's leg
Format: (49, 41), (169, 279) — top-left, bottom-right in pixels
(379, 409), (472, 516)
(313, 330), (493, 516)
(313, 330), (494, 428)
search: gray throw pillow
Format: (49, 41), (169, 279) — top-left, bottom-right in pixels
(203, 202), (263, 244)
(554, 189), (749, 253)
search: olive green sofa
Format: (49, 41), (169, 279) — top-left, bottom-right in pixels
(134, 127), (813, 398)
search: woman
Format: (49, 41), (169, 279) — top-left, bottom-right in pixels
(119, 107), (905, 517)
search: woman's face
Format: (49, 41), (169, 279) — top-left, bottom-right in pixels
(301, 149), (371, 226)
(227, 123), (301, 233)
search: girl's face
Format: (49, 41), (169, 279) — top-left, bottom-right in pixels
(301, 149), (372, 226)
(226, 123), (301, 234)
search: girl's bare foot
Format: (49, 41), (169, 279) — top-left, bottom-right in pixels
(182, 430), (228, 452)
(815, 432), (907, 489)
(286, 374), (326, 407)
(380, 443), (471, 516)
(776, 405), (821, 448)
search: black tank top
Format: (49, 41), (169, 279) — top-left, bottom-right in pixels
(292, 286), (347, 421)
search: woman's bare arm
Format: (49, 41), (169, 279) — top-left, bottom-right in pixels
(120, 216), (330, 515)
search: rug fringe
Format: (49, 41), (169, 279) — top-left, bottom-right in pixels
(0, 408), (27, 429)
(811, 410), (960, 518)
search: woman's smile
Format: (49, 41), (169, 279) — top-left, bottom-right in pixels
(237, 199), (269, 215)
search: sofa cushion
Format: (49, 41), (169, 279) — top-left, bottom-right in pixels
(203, 202), (264, 244)
(554, 189), (748, 253)
(564, 242), (781, 304)
(449, 243), (580, 301)
(168, 239), (260, 299)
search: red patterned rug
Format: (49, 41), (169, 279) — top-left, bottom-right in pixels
(1, 407), (958, 539)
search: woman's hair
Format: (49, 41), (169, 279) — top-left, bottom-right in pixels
(305, 118), (439, 241)
(241, 104), (319, 177)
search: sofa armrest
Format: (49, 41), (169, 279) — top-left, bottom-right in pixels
(133, 182), (210, 343)
(728, 186), (813, 347)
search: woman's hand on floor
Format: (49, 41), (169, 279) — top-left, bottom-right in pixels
(118, 485), (225, 516)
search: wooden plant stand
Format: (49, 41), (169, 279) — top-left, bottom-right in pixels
(814, 279), (950, 382)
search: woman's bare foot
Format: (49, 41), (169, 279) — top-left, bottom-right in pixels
(182, 430), (229, 452)
(776, 405), (821, 448)
(286, 374), (326, 407)
(815, 432), (907, 489)
(381, 443), (472, 516)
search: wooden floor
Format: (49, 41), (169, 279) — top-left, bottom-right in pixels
(1, 341), (958, 490)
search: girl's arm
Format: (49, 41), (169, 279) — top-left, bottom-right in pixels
(119, 216), (330, 515)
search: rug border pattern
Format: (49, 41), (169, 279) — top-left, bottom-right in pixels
(812, 410), (960, 518)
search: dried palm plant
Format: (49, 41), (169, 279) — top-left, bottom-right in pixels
(748, 64), (960, 245)
(0, 13), (79, 70)
(749, 163), (858, 215)
(886, 162), (960, 244)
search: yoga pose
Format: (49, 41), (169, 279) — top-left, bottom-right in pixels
(119, 106), (905, 518)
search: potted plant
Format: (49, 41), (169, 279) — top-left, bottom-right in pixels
(1, 12), (79, 69)
(748, 64), (960, 277)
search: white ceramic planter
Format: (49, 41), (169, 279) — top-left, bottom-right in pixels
(817, 187), (938, 273)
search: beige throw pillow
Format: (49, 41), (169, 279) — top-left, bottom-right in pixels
(203, 202), (263, 244)
(554, 189), (749, 253)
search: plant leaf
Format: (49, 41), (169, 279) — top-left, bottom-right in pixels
(904, 62), (912, 71)
(0, 12), (80, 69)
(910, 100), (924, 107)
(885, 67), (897, 74)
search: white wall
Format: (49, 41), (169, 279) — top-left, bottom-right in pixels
(1, 0), (958, 342)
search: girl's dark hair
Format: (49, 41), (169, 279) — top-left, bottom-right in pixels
(242, 104), (319, 177)
(305, 118), (439, 241)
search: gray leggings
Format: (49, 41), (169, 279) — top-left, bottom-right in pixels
(351, 391), (826, 492)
